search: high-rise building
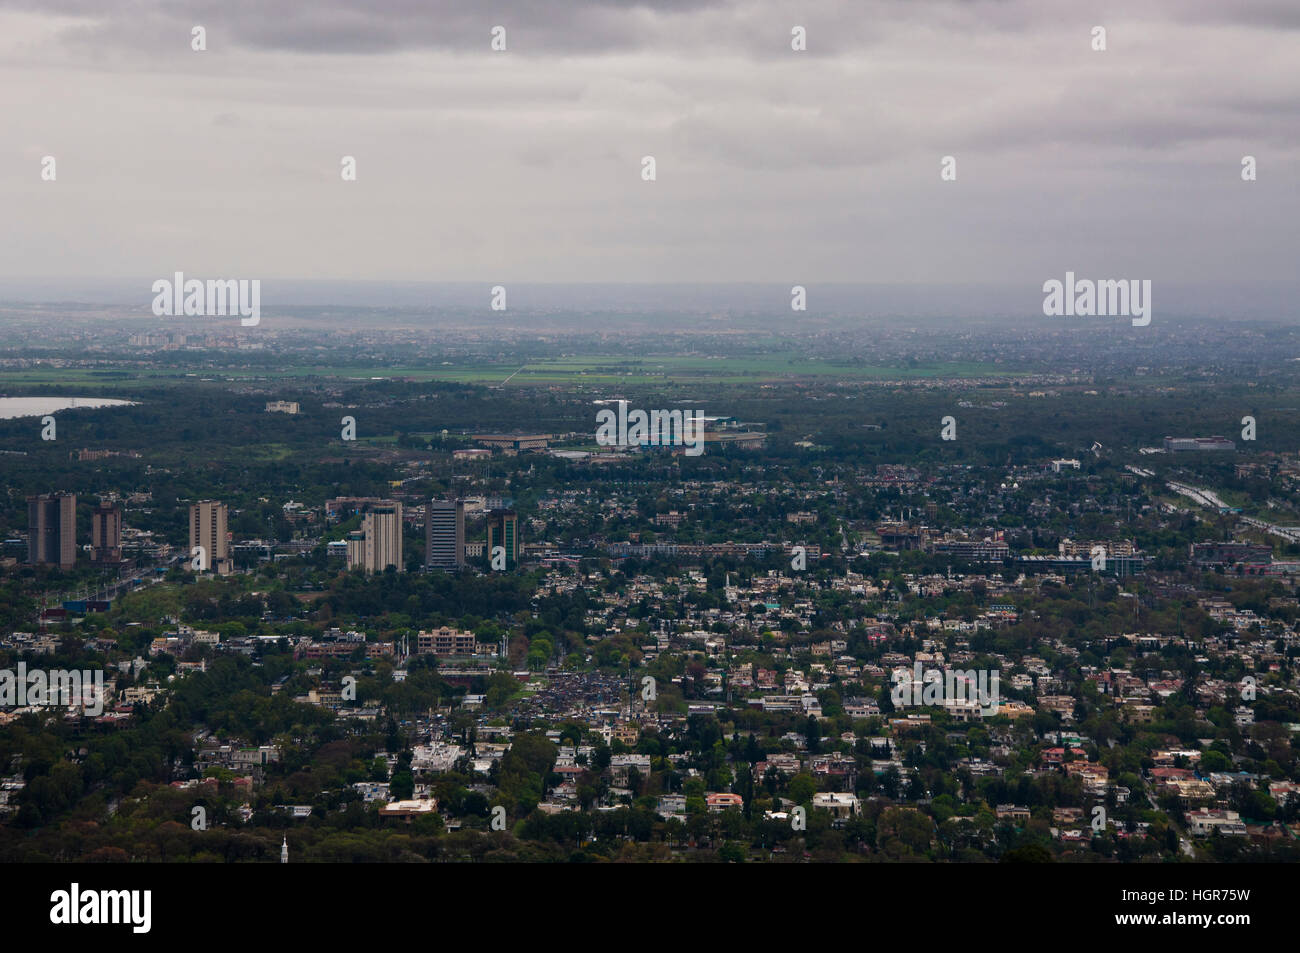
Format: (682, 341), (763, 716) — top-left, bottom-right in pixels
(425, 499), (465, 570)
(348, 502), (403, 573)
(344, 529), (366, 569)
(90, 502), (123, 564)
(486, 509), (518, 570)
(27, 493), (76, 568)
(189, 500), (231, 573)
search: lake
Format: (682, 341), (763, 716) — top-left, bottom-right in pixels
(0, 397), (137, 419)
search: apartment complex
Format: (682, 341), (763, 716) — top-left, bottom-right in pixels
(189, 500), (231, 574)
(348, 501), (403, 574)
(90, 502), (123, 564)
(416, 626), (477, 656)
(27, 493), (77, 568)
(487, 509), (518, 569)
(425, 499), (465, 570)
(930, 536), (1010, 562)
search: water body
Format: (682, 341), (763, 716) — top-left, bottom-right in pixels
(0, 397), (137, 419)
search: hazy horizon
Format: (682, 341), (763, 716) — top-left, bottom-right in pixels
(1, 278), (1298, 324)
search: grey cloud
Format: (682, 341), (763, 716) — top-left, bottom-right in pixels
(6, 0), (726, 55)
(0, 0), (1295, 286)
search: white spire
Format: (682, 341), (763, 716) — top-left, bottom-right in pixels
(281, 836), (288, 863)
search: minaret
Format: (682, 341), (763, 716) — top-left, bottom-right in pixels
(281, 836), (288, 864)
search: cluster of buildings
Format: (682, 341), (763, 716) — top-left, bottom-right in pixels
(24, 494), (124, 568)
(324, 499), (518, 574)
(18, 494), (229, 574)
(16, 491), (525, 579)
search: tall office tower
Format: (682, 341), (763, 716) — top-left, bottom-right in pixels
(189, 500), (231, 573)
(345, 530), (366, 569)
(348, 502), (403, 574)
(486, 509), (518, 570)
(27, 493), (76, 568)
(425, 499), (465, 570)
(90, 502), (123, 564)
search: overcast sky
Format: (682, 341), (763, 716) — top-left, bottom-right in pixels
(1, 0), (1296, 296)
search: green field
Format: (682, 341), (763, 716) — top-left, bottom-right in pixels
(1, 357), (1022, 387)
(0, 368), (175, 387)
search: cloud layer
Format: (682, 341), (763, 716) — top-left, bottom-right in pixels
(1, 0), (1296, 296)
